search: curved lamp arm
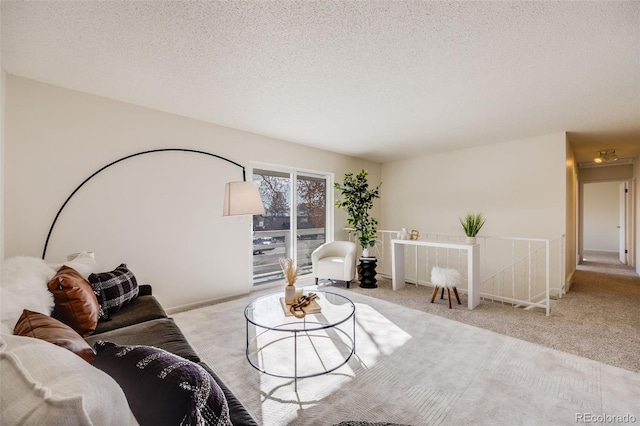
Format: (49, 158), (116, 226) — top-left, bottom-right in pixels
(42, 148), (264, 259)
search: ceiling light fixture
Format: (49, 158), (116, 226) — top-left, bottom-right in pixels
(593, 149), (618, 164)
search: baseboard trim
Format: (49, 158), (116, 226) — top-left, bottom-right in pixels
(565, 269), (575, 293)
(166, 293), (250, 315)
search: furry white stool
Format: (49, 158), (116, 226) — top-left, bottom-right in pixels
(430, 267), (462, 309)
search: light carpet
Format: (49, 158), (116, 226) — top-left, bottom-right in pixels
(173, 287), (640, 426)
(336, 269), (640, 374)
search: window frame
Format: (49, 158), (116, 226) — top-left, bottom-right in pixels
(249, 162), (334, 285)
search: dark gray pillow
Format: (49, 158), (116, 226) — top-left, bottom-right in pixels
(88, 264), (139, 320)
(93, 341), (231, 426)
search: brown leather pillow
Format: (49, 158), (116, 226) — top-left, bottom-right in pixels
(13, 309), (95, 363)
(48, 266), (100, 337)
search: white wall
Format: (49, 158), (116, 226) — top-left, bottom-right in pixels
(380, 133), (568, 239)
(565, 139), (578, 286)
(1, 70), (4, 262)
(4, 75), (380, 309)
(0, 68), (4, 261)
(1, 1), (5, 260)
(636, 162), (640, 275)
(583, 182), (621, 252)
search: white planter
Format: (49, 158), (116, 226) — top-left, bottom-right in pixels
(396, 228), (410, 240)
(362, 248), (370, 257)
(285, 285), (296, 304)
(466, 236), (477, 244)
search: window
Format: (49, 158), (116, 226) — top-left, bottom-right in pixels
(251, 166), (332, 285)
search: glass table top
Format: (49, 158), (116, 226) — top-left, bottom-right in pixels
(244, 290), (355, 332)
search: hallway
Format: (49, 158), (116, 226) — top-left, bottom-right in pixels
(556, 261), (640, 372)
(579, 250), (638, 277)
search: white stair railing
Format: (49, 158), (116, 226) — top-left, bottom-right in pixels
(348, 229), (566, 316)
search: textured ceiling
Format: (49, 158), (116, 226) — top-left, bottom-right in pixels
(1, 1), (639, 164)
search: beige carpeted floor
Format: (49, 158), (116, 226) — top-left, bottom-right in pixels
(318, 250), (640, 373)
(173, 274), (640, 425)
(577, 250), (639, 277)
(171, 251), (639, 425)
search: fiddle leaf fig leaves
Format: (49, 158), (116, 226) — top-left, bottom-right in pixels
(334, 170), (382, 250)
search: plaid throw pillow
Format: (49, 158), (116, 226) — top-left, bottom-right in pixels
(88, 264), (139, 320)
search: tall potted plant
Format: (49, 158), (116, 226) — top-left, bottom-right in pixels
(460, 212), (486, 244)
(334, 170), (382, 257)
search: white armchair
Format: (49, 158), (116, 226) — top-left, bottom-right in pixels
(311, 241), (357, 288)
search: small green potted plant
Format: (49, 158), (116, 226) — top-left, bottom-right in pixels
(334, 170), (381, 257)
(459, 212), (486, 244)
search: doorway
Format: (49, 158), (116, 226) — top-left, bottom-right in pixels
(580, 180), (632, 266)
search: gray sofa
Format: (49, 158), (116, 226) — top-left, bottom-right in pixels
(84, 285), (257, 426)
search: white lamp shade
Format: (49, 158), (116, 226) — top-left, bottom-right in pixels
(223, 181), (265, 216)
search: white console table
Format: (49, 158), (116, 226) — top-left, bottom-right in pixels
(391, 239), (480, 310)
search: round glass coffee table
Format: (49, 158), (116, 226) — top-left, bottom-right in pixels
(244, 291), (356, 391)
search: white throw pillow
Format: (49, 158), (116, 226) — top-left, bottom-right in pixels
(0, 257), (56, 334)
(50, 251), (101, 280)
(0, 333), (138, 425)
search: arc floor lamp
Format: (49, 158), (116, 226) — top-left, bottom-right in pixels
(41, 148), (265, 259)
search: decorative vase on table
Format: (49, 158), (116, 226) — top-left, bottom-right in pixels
(397, 228), (410, 240)
(279, 258), (299, 305)
(285, 285), (296, 304)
